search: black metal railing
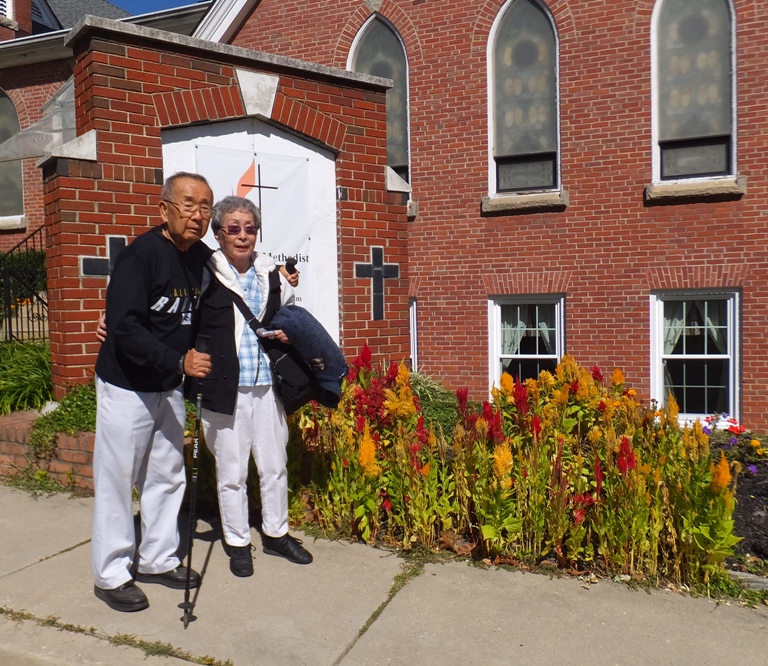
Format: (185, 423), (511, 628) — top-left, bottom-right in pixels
(0, 225), (48, 341)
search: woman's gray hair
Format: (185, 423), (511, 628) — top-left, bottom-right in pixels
(211, 196), (262, 234)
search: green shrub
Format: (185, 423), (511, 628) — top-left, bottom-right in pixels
(29, 380), (96, 460)
(410, 372), (458, 438)
(0, 341), (53, 415)
(0, 249), (47, 303)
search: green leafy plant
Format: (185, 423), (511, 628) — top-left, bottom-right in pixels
(29, 380), (96, 460)
(0, 341), (53, 415)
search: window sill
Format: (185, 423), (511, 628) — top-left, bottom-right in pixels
(0, 216), (28, 231)
(481, 189), (569, 214)
(644, 176), (746, 203)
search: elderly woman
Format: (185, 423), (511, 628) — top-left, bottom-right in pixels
(196, 195), (312, 576)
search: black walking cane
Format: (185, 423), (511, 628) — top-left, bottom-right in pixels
(180, 334), (210, 629)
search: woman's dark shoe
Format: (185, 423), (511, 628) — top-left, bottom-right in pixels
(135, 566), (200, 589)
(94, 581), (149, 612)
(262, 533), (313, 565)
(229, 545), (254, 577)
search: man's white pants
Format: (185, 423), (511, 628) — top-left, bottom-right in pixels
(91, 377), (186, 590)
(202, 385), (289, 546)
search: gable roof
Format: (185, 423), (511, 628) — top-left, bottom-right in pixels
(194, 0), (254, 42)
(43, 0), (129, 29)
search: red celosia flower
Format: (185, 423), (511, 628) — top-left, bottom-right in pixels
(531, 414), (542, 437)
(384, 361), (399, 385)
(353, 344), (372, 371)
(570, 380), (579, 395)
(513, 378), (530, 417)
(347, 366), (359, 382)
(356, 416), (366, 432)
(382, 496), (393, 512)
(482, 402), (504, 443)
(522, 467), (528, 479)
(456, 387), (469, 416)
(572, 492), (595, 525)
(598, 400), (607, 413)
(617, 436), (636, 475)
(590, 366), (604, 383)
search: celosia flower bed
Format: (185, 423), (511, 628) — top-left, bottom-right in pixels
(295, 346), (740, 586)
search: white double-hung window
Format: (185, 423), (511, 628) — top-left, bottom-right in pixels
(651, 292), (739, 420)
(489, 296), (564, 386)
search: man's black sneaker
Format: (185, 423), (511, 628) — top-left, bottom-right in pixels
(135, 566), (200, 589)
(229, 545), (254, 577)
(94, 581), (149, 612)
(262, 533), (313, 565)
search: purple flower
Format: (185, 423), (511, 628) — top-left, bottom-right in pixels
(702, 426), (712, 435)
(730, 437), (738, 446)
(748, 464), (758, 476)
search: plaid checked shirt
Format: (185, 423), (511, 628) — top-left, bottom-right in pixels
(234, 265), (272, 387)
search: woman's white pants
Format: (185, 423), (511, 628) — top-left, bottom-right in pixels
(202, 385), (289, 546)
(91, 378), (186, 590)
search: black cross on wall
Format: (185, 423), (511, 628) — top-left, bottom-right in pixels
(354, 246), (400, 321)
(81, 236), (127, 278)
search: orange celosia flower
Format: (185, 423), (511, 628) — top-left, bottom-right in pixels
(610, 368), (625, 387)
(420, 462), (431, 476)
(500, 372), (514, 396)
(358, 423), (381, 477)
(710, 450), (732, 493)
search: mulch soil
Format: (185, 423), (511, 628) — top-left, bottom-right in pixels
(733, 460), (768, 561)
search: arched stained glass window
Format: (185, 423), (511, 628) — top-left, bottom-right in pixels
(351, 17), (410, 183)
(492, 0), (557, 192)
(656, 0), (733, 179)
(0, 89), (23, 218)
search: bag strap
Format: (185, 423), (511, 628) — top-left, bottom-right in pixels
(261, 268), (282, 326)
(229, 268), (282, 334)
(230, 291), (263, 335)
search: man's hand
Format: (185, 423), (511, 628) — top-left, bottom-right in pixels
(96, 313), (106, 343)
(184, 349), (212, 378)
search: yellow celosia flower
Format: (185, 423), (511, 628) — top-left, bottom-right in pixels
(358, 423), (380, 477)
(524, 377), (540, 404)
(538, 370), (555, 390)
(396, 361), (410, 388)
(627, 389), (637, 398)
(500, 372), (514, 396)
(666, 393), (679, 422)
(384, 385), (417, 419)
(575, 375), (591, 402)
(710, 450), (732, 493)
(610, 368), (625, 387)
(493, 441), (514, 480)
(475, 417), (489, 441)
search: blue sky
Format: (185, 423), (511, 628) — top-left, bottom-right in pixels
(111, 0), (202, 16)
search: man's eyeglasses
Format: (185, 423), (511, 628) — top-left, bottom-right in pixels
(222, 224), (259, 237)
(163, 199), (213, 219)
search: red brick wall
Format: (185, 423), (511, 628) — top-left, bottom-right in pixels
(0, 60), (71, 252)
(0, 411), (93, 489)
(231, 0), (768, 431)
(42, 23), (407, 391)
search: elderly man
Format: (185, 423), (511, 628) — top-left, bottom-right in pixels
(92, 172), (213, 612)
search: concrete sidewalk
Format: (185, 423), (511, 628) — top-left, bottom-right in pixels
(1, 485), (767, 666)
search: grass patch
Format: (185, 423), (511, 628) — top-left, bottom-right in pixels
(3, 467), (75, 496)
(0, 606), (233, 666)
